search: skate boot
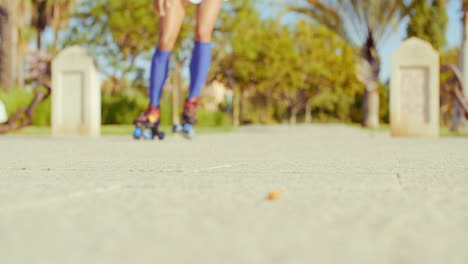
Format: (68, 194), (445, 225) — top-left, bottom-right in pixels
(180, 97), (198, 139)
(133, 105), (165, 140)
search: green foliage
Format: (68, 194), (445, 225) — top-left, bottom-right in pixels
(296, 21), (362, 121)
(101, 93), (148, 125)
(1, 88), (228, 127)
(440, 48), (460, 87)
(407, 0), (448, 50)
(440, 48), (460, 67)
(290, 0), (416, 127)
(0, 87), (51, 126)
(439, 48), (460, 126)
(215, 0), (365, 123)
(0, 87), (33, 116)
(197, 110), (229, 127)
(101, 91), (174, 125)
(101, 91), (228, 126)
(33, 97), (51, 126)
(53, 0), (392, 129)
(348, 83), (389, 124)
(379, 84), (390, 124)
(65, 0), (160, 93)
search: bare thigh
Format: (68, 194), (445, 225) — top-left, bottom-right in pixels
(158, 0), (190, 50)
(195, 0), (223, 42)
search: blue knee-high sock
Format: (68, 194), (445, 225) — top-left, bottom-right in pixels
(149, 49), (171, 107)
(188, 41), (212, 99)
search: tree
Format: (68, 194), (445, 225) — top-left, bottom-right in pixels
(440, 48), (461, 126)
(212, 0), (363, 125)
(0, 0), (74, 132)
(67, 0), (197, 127)
(0, 0), (15, 92)
(294, 21), (361, 124)
(451, 0), (468, 132)
(66, 0), (161, 93)
(407, 0), (448, 51)
(290, 0), (416, 128)
(29, 0), (74, 51)
(49, 0), (75, 52)
(0, 50), (52, 134)
(214, 0), (265, 123)
(30, 0), (48, 50)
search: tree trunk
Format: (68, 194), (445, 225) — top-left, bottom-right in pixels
(233, 86), (240, 126)
(240, 88), (248, 123)
(116, 75), (125, 94)
(0, 1), (14, 92)
(358, 32), (381, 128)
(290, 105), (299, 125)
(16, 53), (24, 87)
(305, 100), (312, 124)
(362, 79), (380, 128)
(9, 0), (17, 86)
(264, 92), (272, 124)
(53, 30), (60, 53)
(52, 5), (61, 53)
(0, 5), (7, 90)
(452, 9), (468, 132)
(172, 64), (181, 125)
(37, 27), (42, 50)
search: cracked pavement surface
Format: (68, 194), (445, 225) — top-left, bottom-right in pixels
(1, 125), (468, 264)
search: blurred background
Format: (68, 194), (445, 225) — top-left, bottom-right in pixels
(0, 0), (466, 135)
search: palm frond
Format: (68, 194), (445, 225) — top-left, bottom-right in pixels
(290, 0), (415, 49)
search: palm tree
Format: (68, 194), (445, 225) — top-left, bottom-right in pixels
(14, 0), (32, 87)
(30, 0), (48, 50)
(48, 0), (75, 52)
(453, 0), (468, 131)
(0, 0), (15, 91)
(30, 0), (74, 51)
(290, 0), (415, 128)
(0, 3), (8, 90)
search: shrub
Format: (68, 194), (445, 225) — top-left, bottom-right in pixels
(0, 87), (51, 126)
(101, 91), (229, 126)
(1, 88), (229, 127)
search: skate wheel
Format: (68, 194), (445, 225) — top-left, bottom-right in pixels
(158, 131), (165, 140)
(172, 124), (182, 133)
(133, 127), (142, 140)
(143, 129), (154, 140)
(182, 124), (195, 139)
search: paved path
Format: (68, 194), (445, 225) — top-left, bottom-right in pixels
(1, 125), (468, 264)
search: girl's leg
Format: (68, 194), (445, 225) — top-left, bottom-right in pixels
(149, 0), (189, 108)
(187, 0), (222, 100)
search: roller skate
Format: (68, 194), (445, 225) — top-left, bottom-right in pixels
(173, 97), (198, 139)
(133, 105), (165, 141)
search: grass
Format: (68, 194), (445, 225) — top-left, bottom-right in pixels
(6, 124), (468, 137)
(102, 125), (236, 135)
(9, 125), (237, 136)
(440, 127), (468, 137)
(356, 123), (468, 137)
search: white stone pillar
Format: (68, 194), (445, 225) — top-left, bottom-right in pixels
(390, 38), (440, 137)
(0, 99), (7, 123)
(52, 46), (101, 137)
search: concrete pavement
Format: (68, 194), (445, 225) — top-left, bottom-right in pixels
(1, 125), (467, 264)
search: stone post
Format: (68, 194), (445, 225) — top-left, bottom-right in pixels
(390, 38), (440, 137)
(51, 46), (101, 137)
